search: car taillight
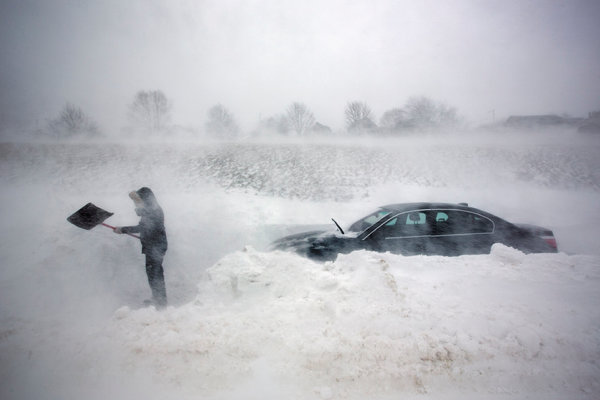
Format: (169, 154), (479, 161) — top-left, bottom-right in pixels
(542, 236), (557, 249)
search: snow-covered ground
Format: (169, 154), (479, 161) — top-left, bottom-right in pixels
(1, 132), (599, 399)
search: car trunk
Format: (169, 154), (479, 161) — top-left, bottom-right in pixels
(514, 223), (558, 251)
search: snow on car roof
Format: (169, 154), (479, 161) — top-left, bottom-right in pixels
(381, 202), (472, 212)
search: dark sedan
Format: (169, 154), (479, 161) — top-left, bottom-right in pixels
(271, 203), (558, 260)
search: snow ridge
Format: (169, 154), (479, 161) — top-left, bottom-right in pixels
(109, 246), (600, 399)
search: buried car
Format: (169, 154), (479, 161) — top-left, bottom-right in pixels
(271, 203), (558, 260)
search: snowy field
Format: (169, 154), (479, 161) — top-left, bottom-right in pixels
(1, 131), (600, 399)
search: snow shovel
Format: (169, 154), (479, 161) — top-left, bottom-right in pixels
(67, 202), (140, 239)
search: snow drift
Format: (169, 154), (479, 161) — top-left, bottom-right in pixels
(109, 246), (600, 399)
(1, 133), (599, 399)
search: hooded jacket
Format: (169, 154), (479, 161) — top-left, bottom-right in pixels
(121, 187), (168, 255)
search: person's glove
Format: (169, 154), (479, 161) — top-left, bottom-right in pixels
(113, 227), (123, 234)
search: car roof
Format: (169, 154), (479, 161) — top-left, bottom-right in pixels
(379, 202), (507, 222)
(380, 202), (473, 212)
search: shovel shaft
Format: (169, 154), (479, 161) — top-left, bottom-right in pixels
(101, 223), (140, 239)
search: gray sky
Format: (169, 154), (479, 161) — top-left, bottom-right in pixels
(1, 0), (599, 133)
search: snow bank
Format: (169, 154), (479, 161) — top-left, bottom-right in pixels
(1, 137), (600, 399)
(107, 246), (600, 399)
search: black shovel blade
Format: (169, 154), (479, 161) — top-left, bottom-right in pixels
(67, 203), (114, 230)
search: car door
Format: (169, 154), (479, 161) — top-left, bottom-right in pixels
(364, 211), (432, 255)
(429, 210), (496, 255)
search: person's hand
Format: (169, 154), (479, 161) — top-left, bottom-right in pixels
(113, 227), (123, 234)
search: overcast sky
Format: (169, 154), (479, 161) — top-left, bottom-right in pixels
(1, 0), (599, 133)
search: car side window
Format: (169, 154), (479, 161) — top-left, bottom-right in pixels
(405, 212), (426, 225)
(372, 212), (429, 238)
(435, 212), (448, 221)
(467, 213), (494, 233)
(432, 211), (452, 235)
(431, 210), (493, 235)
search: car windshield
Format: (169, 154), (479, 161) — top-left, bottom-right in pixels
(347, 209), (392, 233)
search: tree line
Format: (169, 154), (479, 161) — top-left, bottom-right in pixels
(43, 89), (462, 139)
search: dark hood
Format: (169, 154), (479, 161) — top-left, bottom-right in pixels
(136, 187), (159, 208)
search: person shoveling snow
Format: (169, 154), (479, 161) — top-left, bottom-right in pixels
(67, 187), (169, 309)
(113, 187), (169, 309)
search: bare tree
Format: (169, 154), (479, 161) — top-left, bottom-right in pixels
(437, 103), (459, 126)
(256, 114), (289, 136)
(404, 96), (459, 130)
(205, 104), (239, 138)
(128, 90), (172, 133)
(379, 108), (406, 131)
(345, 101), (375, 132)
(286, 102), (315, 135)
(405, 96), (437, 128)
(48, 103), (100, 139)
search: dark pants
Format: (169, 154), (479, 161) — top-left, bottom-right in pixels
(145, 251), (167, 307)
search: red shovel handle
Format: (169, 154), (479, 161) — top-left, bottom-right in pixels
(101, 223), (140, 239)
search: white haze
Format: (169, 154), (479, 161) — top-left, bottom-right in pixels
(1, 0), (600, 398)
(1, 131), (599, 399)
(1, 0), (599, 133)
